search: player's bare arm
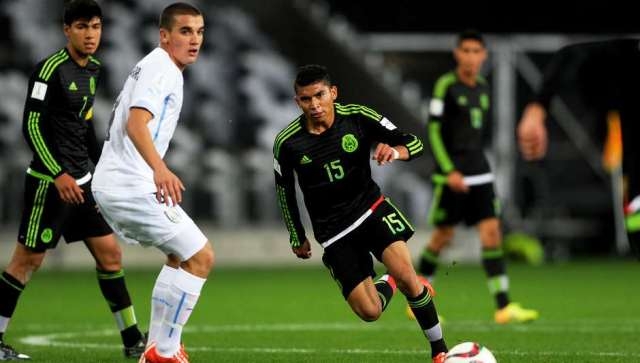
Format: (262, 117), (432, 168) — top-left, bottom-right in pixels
(292, 239), (312, 259)
(126, 107), (185, 205)
(517, 102), (548, 161)
(447, 170), (469, 193)
(372, 143), (408, 165)
(54, 173), (85, 204)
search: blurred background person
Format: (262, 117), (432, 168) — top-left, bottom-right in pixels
(416, 30), (538, 324)
(518, 38), (640, 260)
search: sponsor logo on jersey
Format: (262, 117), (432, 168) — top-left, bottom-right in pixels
(342, 134), (358, 153)
(68, 81), (78, 91)
(457, 95), (468, 106)
(300, 155), (312, 164)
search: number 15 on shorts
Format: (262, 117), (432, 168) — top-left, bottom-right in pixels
(382, 212), (405, 234)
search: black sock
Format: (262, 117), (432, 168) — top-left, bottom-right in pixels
(121, 325), (143, 348)
(418, 248), (439, 277)
(374, 276), (394, 312)
(407, 287), (447, 357)
(0, 271), (26, 341)
(96, 269), (142, 347)
(481, 248), (510, 309)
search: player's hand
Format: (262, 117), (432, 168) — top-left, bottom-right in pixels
(372, 143), (399, 165)
(447, 171), (469, 193)
(153, 163), (185, 206)
(54, 173), (84, 204)
(517, 102), (548, 161)
(292, 239), (312, 259)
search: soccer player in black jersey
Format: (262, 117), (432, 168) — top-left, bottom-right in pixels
(0, 1), (145, 360)
(274, 64), (448, 363)
(518, 38), (640, 260)
(418, 30), (538, 324)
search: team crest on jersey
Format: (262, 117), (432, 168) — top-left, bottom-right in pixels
(41, 228), (53, 243)
(342, 134), (358, 153)
(90, 76), (96, 95)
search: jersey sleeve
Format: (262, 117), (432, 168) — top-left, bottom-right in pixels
(85, 72), (102, 165)
(86, 116), (101, 165)
(273, 141), (307, 248)
(21, 67), (66, 177)
(427, 74), (456, 173)
(129, 64), (177, 117)
(353, 105), (424, 160)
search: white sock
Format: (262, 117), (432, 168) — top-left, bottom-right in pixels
(148, 265), (178, 346)
(0, 316), (10, 337)
(156, 268), (206, 357)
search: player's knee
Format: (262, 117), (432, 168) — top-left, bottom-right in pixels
(480, 228), (501, 248)
(183, 242), (214, 277)
(354, 304), (382, 322)
(198, 242), (215, 271)
(430, 227), (454, 250)
(7, 252), (44, 283)
(95, 249), (123, 271)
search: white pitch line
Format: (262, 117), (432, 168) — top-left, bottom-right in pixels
(17, 322), (640, 359)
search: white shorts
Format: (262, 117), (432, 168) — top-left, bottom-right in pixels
(93, 191), (207, 261)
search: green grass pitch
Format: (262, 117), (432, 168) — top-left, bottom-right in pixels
(4, 260), (639, 362)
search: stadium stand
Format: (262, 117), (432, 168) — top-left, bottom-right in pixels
(0, 0), (634, 262)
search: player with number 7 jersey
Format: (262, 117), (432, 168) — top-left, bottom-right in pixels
(274, 65), (447, 362)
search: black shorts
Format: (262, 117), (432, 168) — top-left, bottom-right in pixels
(428, 181), (499, 227)
(321, 197), (415, 299)
(17, 174), (112, 252)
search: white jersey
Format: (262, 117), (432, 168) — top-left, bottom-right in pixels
(93, 47), (183, 195)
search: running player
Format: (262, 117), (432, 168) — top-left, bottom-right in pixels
(274, 64), (448, 363)
(518, 38), (640, 260)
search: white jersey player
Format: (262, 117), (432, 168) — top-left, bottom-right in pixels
(92, 3), (213, 363)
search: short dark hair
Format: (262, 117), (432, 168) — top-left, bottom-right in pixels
(457, 29), (484, 46)
(294, 64), (332, 91)
(159, 2), (202, 30)
(63, 0), (102, 25)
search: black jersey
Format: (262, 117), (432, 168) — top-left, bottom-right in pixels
(22, 47), (102, 180)
(274, 103), (424, 246)
(427, 71), (491, 175)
